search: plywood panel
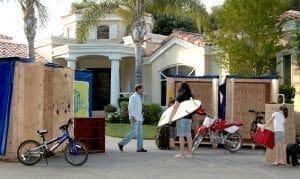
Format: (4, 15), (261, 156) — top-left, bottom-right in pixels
(52, 68), (74, 151)
(21, 63), (44, 143)
(43, 67), (54, 139)
(166, 77), (218, 132)
(2, 63), (74, 159)
(225, 78), (277, 140)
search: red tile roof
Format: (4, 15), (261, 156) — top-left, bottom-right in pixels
(0, 41), (47, 62)
(170, 30), (209, 47)
(145, 30), (209, 57)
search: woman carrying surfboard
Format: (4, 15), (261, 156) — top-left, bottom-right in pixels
(168, 82), (194, 159)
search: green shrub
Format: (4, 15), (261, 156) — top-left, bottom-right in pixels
(119, 101), (129, 123)
(104, 104), (117, 113)
(118, 97), (129, 106)
(279, 84), (295, 104)
(106, 112), (122, 123)
(142, 103), (162, 125)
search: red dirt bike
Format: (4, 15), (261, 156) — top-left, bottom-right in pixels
(192, 108), (244, 153)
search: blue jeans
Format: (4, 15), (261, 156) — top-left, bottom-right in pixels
(119, 120), (143, 150)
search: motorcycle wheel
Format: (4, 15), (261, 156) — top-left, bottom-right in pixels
(225, 133), (242, 153)
(192, 133), (204, 152)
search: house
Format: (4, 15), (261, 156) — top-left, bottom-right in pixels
(35, 12), (219, 116)
(277, 10), (300, 136)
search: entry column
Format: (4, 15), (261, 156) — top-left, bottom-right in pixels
(66, 56), (77, 69)
(110, 58), (120, 107)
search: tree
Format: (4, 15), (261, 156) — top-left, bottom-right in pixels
(152, 15), (198, 36)
(76, 0), (209, 84)
(145, 0), (209, 33)
(210, 0), (289, 76)
(288, 0), (300, 11)
(1, 0), (48, 62)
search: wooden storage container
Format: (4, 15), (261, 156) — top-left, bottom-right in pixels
(225, 78), (279, 141)
(166, 77), (219, 130)
(74, 118), (105, 153)
(1, 62), (73, 160)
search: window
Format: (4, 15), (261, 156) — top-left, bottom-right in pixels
(160, 65), (195, 105)
(282, 54), (291, 86)
(97, 26), (109, 39)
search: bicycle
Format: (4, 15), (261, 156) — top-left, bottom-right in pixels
(17, 119), (88, 166)
(248, 109), (265, 140)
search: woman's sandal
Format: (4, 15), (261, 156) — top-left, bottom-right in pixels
(272, 162), (279, 166)
(186, 154), (193, 159)
(174, 154), (185, 159)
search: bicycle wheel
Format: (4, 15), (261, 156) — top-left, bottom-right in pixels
(17, 140), (41, 166)
(64, 140), (88, 166)
(192, 133), (204, 152)
(250, 121), (257, 139)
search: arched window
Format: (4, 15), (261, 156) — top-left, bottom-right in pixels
(160, 65), (195, 105)
(97, 25), (109, 39)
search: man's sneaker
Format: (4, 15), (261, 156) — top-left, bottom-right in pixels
(118, 143), (123, 152)
(137, 148), (147, 152)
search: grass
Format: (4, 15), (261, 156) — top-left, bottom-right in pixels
(105, 123), (158, 139)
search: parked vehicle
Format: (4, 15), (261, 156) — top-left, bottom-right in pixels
(192, 108), (243, 153)
(17, 119), (88, 166)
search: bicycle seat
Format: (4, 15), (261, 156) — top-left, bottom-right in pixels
(37, 129), (48, 135)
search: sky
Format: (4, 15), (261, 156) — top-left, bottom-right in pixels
(0, 0), (224, 44)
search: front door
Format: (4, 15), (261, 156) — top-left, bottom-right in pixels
(89, 68), (111, 110)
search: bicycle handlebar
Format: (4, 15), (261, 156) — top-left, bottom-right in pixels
(59, 118), (73, 131)
(248, 109), (265, 115)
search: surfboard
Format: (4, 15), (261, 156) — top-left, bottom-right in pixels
(157, 98), (201, 127)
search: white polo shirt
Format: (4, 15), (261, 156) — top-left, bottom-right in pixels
(128, 92), (144, 122)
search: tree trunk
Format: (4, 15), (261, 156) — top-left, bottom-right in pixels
(133, 0), (145, 85)
(135, 42), (143, 84)
(23, 0), (37, 62)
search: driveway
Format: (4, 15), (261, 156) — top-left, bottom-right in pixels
(0, 136), (299, 179)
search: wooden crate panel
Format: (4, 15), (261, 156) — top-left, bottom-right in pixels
(225, 79), (278, 140)
(2, 62), (74, 159)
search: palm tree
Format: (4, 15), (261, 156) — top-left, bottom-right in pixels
(1, 0), (48, 62)
(76, 0), (208, 84)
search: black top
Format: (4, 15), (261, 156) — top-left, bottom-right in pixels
(176, 92), (193, 119)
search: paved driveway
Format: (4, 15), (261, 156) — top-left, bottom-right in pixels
(0, 136), (299, 179)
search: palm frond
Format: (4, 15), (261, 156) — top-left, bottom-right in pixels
(77, 0), (119, 43)
(34, 0), (48, 27)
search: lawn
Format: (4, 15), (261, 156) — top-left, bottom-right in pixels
(105, 123), (158, 139)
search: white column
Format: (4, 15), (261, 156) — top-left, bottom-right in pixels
(67, 57), (77, 69)
(110, 59), (120, 107)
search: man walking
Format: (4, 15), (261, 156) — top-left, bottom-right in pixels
(118, 84), (147, 152)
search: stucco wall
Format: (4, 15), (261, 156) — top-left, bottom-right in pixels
(77, 57), (111, 69)
(143, 64), (152, 102)
(149, 44), (205, 104)
(292, 51), (300, 135)
(120, 58), (135, 93)
(35, 46), (51, 61)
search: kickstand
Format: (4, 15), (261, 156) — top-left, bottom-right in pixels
(44, 157), (48, 165)
(262, 148), (267, 155)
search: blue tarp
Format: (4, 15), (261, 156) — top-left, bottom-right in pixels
(75, 70), (93, 117)
(0, 60), (15, 155)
